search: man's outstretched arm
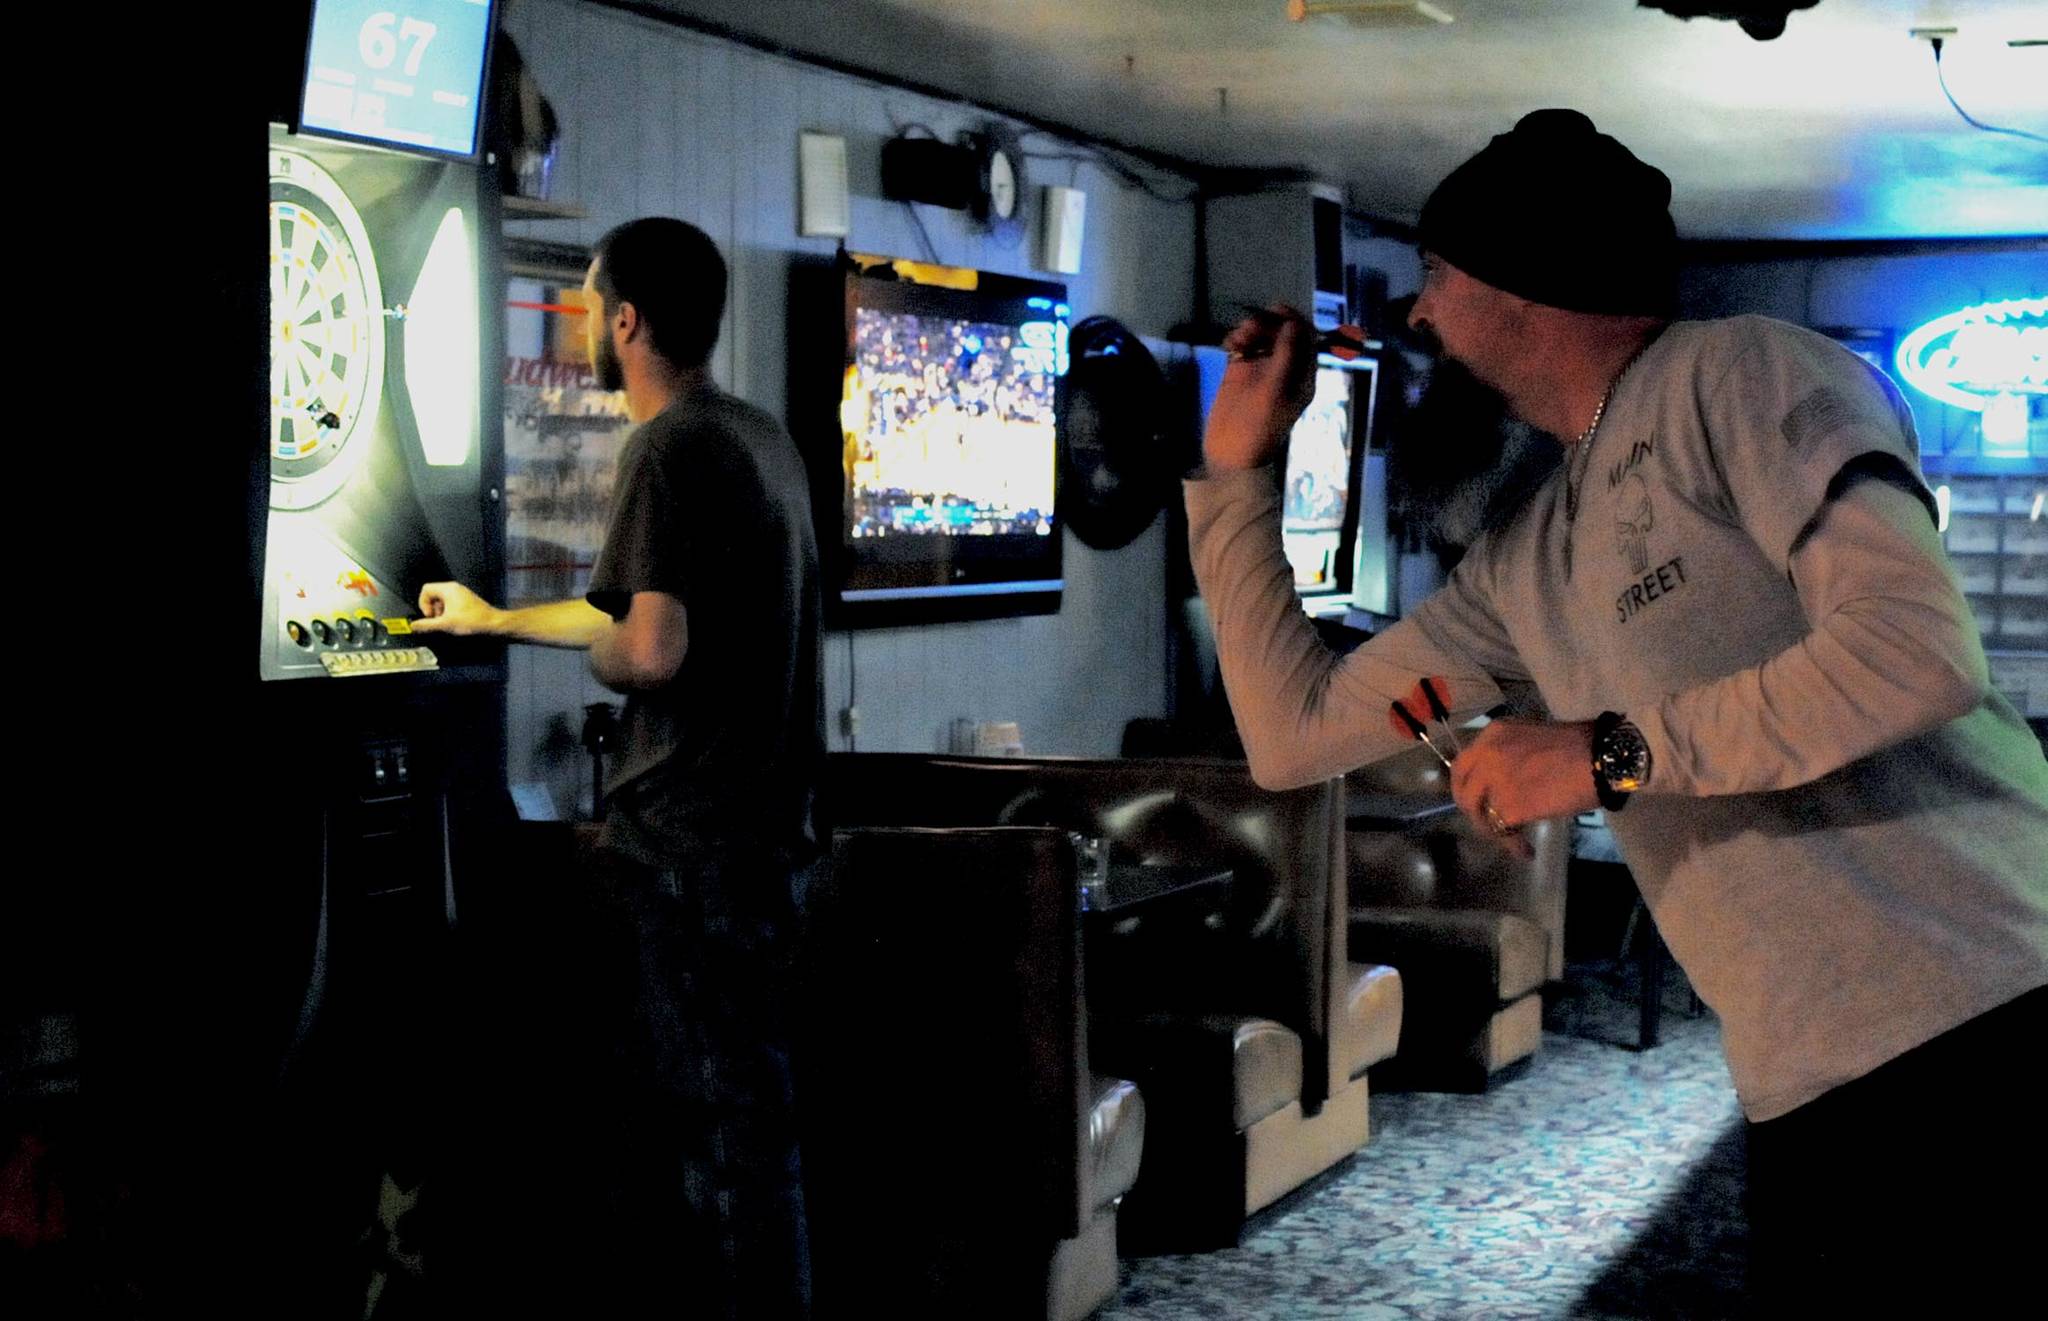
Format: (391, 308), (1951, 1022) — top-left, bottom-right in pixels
(413, 581), (613, 649)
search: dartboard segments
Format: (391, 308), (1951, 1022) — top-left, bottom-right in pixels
(267, 148), (385, 510)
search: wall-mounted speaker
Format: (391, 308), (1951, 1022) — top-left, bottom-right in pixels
(799, 132), (850, 238)
(1040, 185), (1087, 275)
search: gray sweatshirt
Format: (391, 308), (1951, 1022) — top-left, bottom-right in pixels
(1187, 315), (2048, 1120)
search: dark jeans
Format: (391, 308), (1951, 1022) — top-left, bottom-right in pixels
(1744, 984), (2047, 1317)
(608, 848), (814, 1320)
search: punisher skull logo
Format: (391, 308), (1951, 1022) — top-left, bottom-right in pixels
(1615, 474), (1654, 575)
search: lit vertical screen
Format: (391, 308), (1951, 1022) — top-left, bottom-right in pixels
(405, 207), (478, 466)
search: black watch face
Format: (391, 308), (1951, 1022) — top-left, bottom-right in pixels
(1600, 721), (1650, 793)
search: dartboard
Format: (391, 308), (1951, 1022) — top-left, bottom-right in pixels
(269, 147), (384, 510)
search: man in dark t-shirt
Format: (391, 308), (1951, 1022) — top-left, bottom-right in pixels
(415, 217), (819, 1318)
(585, 354), (824, 865)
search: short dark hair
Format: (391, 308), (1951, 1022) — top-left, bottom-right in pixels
(590, 217), (727, 369)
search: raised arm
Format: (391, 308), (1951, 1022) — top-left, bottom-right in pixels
(1188, 307), (1516, 790)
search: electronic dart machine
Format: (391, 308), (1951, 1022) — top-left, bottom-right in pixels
(266, 0), (504, 879)
(268, 0), (500, 689)
(261, 2), (507, 1270)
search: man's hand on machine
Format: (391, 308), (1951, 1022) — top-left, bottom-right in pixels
(413, 581), (504, 636)
(1202, 304), (1321, 473)
(1447, 717), (1602, 859)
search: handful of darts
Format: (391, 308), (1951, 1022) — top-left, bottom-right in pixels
(1384, 676), (1518, 841)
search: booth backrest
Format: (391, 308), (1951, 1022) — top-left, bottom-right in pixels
(823, 754), (1349, 1109)
(803, 825), (1089, 1303)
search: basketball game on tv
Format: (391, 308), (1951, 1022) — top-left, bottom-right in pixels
(843, 307), (1059, 540)
(815, 261), (1069, 624)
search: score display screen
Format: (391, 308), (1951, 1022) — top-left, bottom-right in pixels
(301, 0), (495, 157)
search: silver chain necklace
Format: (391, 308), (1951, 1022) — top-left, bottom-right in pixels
(1563, 383), (1618, 524)
(1563, 346), (1650, 524)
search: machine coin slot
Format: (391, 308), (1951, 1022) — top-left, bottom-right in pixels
(360, 738), (416, 801)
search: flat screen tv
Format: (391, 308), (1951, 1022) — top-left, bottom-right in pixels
(298, 0), (497, 160)
(1193, 345), (1380, 608)
(1282, 357), (1379, 599)
(825, 257), (1069, 626)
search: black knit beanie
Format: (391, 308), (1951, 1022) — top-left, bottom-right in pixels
(1418, 109), (1678, 317)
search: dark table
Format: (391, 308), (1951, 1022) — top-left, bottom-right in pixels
(1082, 864), (1234, 1010)
(1089, 862), (1234, 921)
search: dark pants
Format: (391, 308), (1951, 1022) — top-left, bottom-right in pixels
(607, 849), (814, 1320)
(1744, 984), (2047, 1317)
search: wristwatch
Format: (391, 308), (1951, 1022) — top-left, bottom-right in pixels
(1591, 711), (1651, 812)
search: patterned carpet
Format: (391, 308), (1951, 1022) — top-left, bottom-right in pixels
(1103, 967), (1749, 1320)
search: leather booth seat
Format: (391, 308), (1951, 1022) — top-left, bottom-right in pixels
(1345, 743), (1569, 1091)
(824, 754), (1403, 1252)
(493, 822), (1135, 1318)
(803, 826), (1143, 1320)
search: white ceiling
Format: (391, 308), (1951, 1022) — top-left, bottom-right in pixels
(640, 0), (2048, 241)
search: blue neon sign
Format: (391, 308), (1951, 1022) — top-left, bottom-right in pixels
(1895, 297), (2047, 414)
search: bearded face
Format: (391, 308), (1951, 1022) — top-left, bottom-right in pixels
(591, 308), (626, 392)
(1386, 355), (1560, 558)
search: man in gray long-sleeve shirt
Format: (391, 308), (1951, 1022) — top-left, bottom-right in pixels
(1191, 109), (2047, 1312)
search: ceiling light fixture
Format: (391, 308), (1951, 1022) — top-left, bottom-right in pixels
(1287, 1), (1455, 28)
